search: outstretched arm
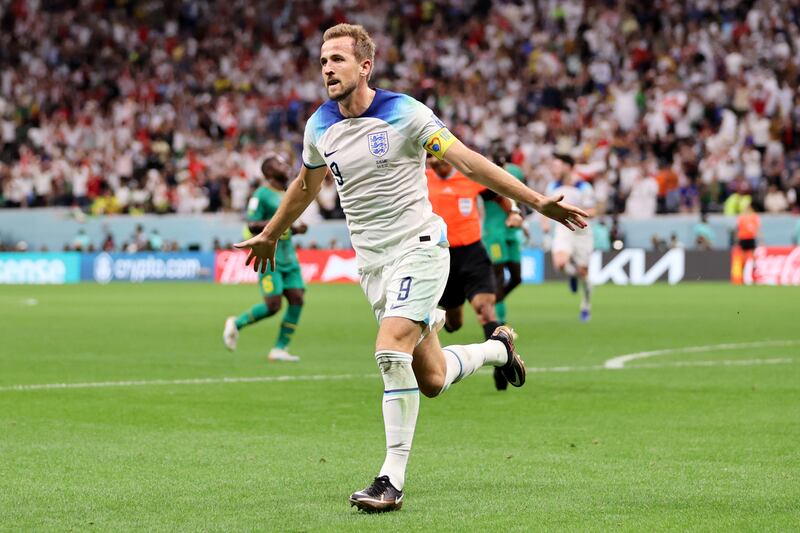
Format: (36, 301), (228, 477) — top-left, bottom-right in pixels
(235, 165), (328, 272)
(443, 140), (588, 230)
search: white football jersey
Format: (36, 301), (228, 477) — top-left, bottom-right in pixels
(302, 89), (453, 270)
(547, 178), (595, 237)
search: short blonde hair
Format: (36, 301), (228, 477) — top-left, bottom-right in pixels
(323, 23), (376, 65)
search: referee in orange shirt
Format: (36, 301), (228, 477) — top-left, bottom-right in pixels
(427, 155), (523, 390)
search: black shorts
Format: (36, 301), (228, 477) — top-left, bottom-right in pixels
(739, 238), (756, 251)
(439, 241), (496, 309)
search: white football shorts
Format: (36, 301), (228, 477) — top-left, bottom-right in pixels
(552, 226), (594, 267)
(359, 244), (449, 324)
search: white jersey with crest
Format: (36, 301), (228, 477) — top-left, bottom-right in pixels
(302, 89), (455, 270)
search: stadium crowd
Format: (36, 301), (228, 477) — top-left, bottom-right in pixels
(1, 0), (800, 218)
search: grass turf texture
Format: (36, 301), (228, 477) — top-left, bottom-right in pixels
(1, 282), (798, 531)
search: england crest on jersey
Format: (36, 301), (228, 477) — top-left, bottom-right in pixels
(367, 131), (389, 157)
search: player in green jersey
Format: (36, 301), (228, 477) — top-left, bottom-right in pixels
(482, 150), (527, 390)
(224, 154), (307, 362)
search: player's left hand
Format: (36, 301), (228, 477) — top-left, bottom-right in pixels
(234, 233), (278, 273)
(538, 195), (589, 231)
(505, 213), (524, 228)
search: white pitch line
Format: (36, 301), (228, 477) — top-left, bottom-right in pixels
(630, 357), (793, 369)
(0, 357), (794, 393)
(603, 340), (800, 369)
(0, 373), (374, 392)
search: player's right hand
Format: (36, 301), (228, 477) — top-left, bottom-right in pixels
(234, 234), (278, 273)
(538, 194), (589, 231)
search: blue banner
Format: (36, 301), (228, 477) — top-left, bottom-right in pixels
(0, 253), (80, 284)
(80, 252), (215, 283)
(520, 248), (544, 284)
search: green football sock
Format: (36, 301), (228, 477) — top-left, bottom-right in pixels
(275, 304), (303, 349)
(495, 301), (507, 323)
(234, 303), (274, 330)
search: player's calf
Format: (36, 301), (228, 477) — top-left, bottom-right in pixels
(443, 307), (463, 333)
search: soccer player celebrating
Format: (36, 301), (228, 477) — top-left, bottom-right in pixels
(223, 154), (307, 362)
(426, 154), (523, 390)
(543, 153), (596, 321)
(235, 24), (587, 512)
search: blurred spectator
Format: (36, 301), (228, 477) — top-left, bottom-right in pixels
(625, 172), (659, 219)
(91, 183), (123, 216)
(102, 233), (116, 252)
(693, 213), (715, 251)
(656, 166), (679, 214)
(72, 229), (90, 251)
(724, 181), (753, 216)
(651, 235), (667, 253)
(131, 225), (148, 251)
(0, 0), (798, 221)
(592, 218), (611, 252)
(764, 184), (789, 213)
(793, 218), (800, 245)
(787, 169), (800, 212)
(149, 229), (164, 251)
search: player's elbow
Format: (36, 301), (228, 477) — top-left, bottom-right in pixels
(446, 148), (482, 181)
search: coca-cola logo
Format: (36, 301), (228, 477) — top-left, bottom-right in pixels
(746, 247), (800, 286)
(215, 250), (259, 284)
(213, 249), (359, 284)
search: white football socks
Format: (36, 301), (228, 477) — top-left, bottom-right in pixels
(375, 350), (419, 490)
(580, 277), (592, 311)
(374, 340), (509, 487)
(439, 340), (508, 394)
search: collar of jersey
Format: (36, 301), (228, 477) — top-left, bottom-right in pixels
(324, 88), (391, 121)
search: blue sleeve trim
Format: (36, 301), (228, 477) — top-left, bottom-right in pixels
(303, 162), (327, 169)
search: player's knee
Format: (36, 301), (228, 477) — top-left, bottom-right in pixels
(286, 292), (304, 306)
(376, 351), (423, 397)
(444, 316), (462, 333)
(266, 298), (282, 314)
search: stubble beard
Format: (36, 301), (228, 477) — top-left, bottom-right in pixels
(329, 80), (357, 102)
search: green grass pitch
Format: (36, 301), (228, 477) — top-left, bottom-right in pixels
(1, 282), (798, 531)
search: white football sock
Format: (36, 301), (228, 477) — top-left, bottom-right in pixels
(375, 350), (419, 490)
(439, 340), (508, 394)
(580, 277), (592, 311)
(563, 259), (577, 276)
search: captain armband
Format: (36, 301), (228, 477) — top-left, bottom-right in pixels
(423, 128), (456, 160)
